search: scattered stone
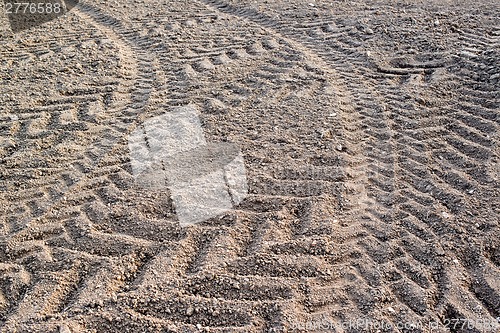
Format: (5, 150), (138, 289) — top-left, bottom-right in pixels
(320, 128), (332, 138)
(205, 98), (227, 114)
(186, 306), (194, 316)
(185, 19), (197, 27)
(442, 212), (451, 219)
(435, 247), (445, 256)
(59, 325), (71, 333)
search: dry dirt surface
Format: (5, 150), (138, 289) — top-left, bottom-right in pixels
(0, 0), (499, 332)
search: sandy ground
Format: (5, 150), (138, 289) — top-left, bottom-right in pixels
(0, 0), (499, 332)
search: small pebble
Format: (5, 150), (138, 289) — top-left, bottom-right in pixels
(60, 325), (71, 333)
(186, 306), (194, 316)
